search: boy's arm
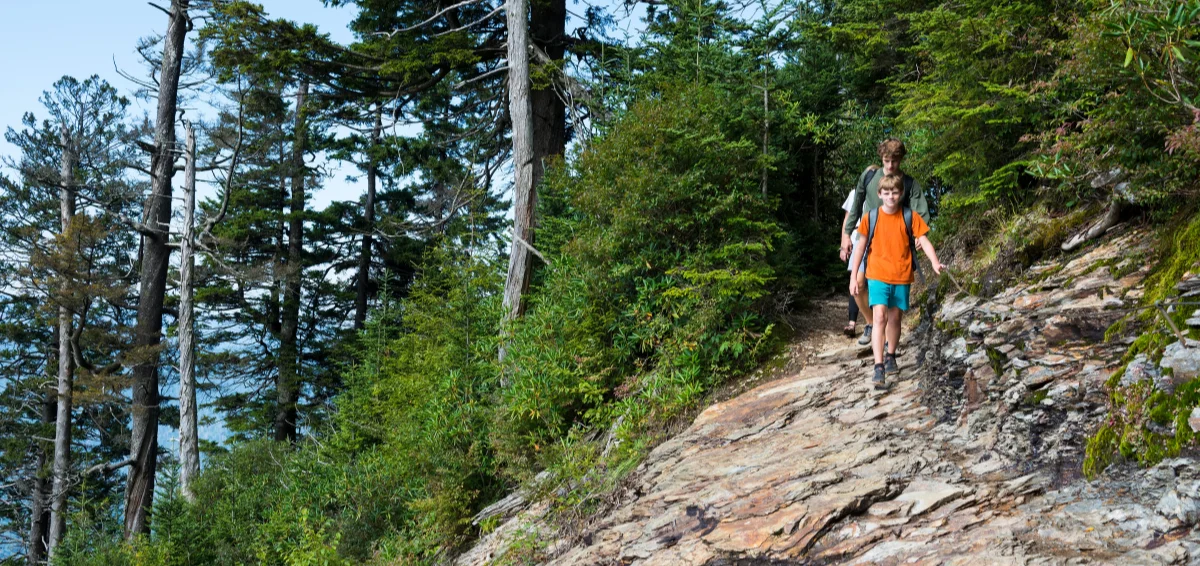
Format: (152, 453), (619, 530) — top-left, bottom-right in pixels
(840, 211), (852, 260)
(916, 235), (943, 274)
(848, 235), (867, 295)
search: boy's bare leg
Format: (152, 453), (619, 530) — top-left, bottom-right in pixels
(854, 279), (870, 322)
(885, 307), (902, 355)
(872, 305), (888, 365)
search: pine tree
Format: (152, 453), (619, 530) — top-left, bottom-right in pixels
(0, 74), (139, 559)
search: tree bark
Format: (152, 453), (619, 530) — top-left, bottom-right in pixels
(353, 105), (382, 330)
(502, 0), (536, 327)
(27, 390), (54, 564)
(529, 0), (566, 190)
(276, 81), (308, 443)
(125, 0), (188, 539)
(270, 139), (286, 342)
(47, 125), (77, 558)
(178, 124), (199, 501)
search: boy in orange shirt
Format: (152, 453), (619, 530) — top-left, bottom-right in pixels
(848, 174), (943, 390)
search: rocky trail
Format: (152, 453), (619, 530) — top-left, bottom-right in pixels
(459, 228), (1200, 565)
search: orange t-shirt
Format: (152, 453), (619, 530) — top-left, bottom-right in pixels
(857, 208), (929, 284)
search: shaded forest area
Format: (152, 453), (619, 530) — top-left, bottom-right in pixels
(0, 0), (1198, 563)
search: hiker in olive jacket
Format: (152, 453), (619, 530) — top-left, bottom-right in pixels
(841, 139), (930, 242)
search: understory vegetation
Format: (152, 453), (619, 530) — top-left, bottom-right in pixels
(4, 0), (1200, 564)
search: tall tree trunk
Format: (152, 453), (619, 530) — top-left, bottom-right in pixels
(353, 105), (382, 330)
(178, 124), (199, 501)
(270, 139), (286, 342)
(529, 0), (566, 189)
(276, 82), (308, 443)
(502, 0), (536, 327)
(47, 126), (77, 557)
(27, 390), (54, 564)
(125, 0), (188, 539)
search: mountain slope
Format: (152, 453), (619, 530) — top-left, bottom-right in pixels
(458, 226), (1200, 565)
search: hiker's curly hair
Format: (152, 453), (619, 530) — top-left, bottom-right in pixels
(877, 138), (907, 160)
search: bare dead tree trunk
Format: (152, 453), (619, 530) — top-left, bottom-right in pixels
(47, 126), (77, 558)
(125, 0), (189, 539)
(502, 0), (536, 331)
(353, 105), (382, 330)
(27, 390), (54, 564)
(1061, 192), (1126, 252)
(178, 123), (199, 501)
(276, 81), (308, 443)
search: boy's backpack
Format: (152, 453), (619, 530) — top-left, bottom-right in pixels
(857, 166), (915, 210)
(864, 207), (924, 285)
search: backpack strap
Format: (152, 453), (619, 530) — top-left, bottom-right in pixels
(903, 207), (925, 285)
(902, 174), (915, 209)
(846, 166), (880, 235)
(861, 166), (879, 198)
(857, 166), (879, 207)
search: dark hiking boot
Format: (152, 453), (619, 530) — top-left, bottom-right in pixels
(885, 353), (899, 375)
(872, 364), (887, 390)
(858, 324), (873, 346)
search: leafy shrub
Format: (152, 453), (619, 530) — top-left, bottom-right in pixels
(494, 84), (782, 482)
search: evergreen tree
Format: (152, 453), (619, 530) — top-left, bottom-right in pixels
(0, 74), (139, 560)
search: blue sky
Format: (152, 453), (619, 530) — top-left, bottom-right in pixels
(0, 0), (360, 206)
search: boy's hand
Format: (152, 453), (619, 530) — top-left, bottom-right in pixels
(839, 234), (851, 261)
(931, 261), (944, 274)
(849, 275), (859, 296)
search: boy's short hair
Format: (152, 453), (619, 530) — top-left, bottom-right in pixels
(879, 173), (904, 195)
(877, 138), (907, 161)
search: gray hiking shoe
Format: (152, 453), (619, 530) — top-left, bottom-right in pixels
(858, 324), (872, 346)
(872, 364), (887, 390)
(885, 353), (899, 375)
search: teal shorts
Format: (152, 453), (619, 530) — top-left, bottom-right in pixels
(867, 280), (911, 311)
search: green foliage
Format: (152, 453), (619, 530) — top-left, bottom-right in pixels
(890, 0), (1079, 234)
(61, 244), (503, 565)
(1085, 372), (1200, 479)
(57, 444), (360, 566)
(324, 244), (506, 561)
(1112, 0), (1200, 112)
(1084, 210), (1200, 477)
(1025, 0), (1200, 211)
(1140, 209), (1200, 308)
(494, 85), (781, 516)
